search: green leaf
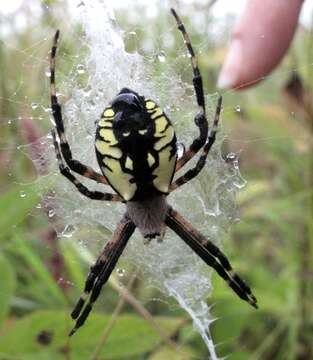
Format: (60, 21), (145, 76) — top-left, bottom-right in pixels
(12, 232), (66, 305)
(0, 183), (41, 241)
(59, 239), (85, 290)
(0, 253), (15, 326)
(0, 310), (184, 359)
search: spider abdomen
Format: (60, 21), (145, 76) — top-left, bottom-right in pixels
(95, 89), (177, 201)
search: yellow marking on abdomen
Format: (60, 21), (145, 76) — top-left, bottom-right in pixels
(146, 101), (156, 110)
(155, 116), (167, 134)
(99, 128), (118, 145)
(103, 108), (114, 117)
(98, 118), (113, 127)
(147, 153), (155, 167)
(95, 140), (122, 158)
(154, 126), (174, 151)
(151, 108), (163, 119)
(153, 147), (176, 193)
(102, 159), (136, 201)
(125, 156), (133, 170)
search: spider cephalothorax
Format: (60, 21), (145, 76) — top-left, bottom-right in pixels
(50, 8), (258, 337)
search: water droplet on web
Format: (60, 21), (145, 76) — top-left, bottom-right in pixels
(19, 190), (26, 198)
(116, 268), (125, 277)
(31, 102), (39, 110)
(233, 159), (239, 170)
(233, 177), (247, 189)
(36, 203), (42, 209)
(61, 224), (76, 238)
(43, 106), (52, 114)
(226, 152), (236, 162)
(235, 105), (241, 112)
(45, 69), (51, 77)
(7, 120), (12, 125)
(77, 64), (85, 74)
(157, 52), (166, 63)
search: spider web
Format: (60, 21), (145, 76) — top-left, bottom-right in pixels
(2, 0), (312, 359)
(43, 2), (244, 358)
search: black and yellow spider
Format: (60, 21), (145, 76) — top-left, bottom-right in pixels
(50, 9), (257, 336)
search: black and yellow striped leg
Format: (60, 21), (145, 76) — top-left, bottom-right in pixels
(170, 96), (222, 191)
(165, 207), (258, 308)
(171, 9), (208, 171)
(52, 130), (122, 202)
(50, 30), (108, 186)
(69, 217), (136, 336)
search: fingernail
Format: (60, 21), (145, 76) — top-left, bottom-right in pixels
(217, 39), (243, 89)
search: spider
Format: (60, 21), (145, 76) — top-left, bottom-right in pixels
(50, 8), (258, 336)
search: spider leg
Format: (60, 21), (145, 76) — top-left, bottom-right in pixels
(170, 96), (222, 191)
(50, 30), (109, 186)
(69, 216), (136, 336)
(52, 130), (122, 202)
(171, 9), (208, 172)
(165, 206), (258, 308)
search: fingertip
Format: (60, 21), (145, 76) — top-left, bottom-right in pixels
(217, 0), (303, 90)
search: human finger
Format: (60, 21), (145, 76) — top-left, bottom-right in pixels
(217, 0), (304, 90)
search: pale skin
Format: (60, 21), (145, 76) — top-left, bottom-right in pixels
(217, 0), (304, 90)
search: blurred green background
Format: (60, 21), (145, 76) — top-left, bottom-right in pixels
(0, 1), (312, 359)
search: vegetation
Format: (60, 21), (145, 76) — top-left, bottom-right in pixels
(0, 1), (312, 359)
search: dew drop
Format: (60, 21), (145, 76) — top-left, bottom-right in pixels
(77, 64), (85, 74)
(226, 152), (237, 162)
(45, 69), (51, 77)
(7, 120), (12, 125)
(233, 180), (246, 189)
(43, 106), (52, 114)
(116, 268), (125, 277)
(157, 52), (166, 63)
(31, 102), (39, 110)
(19, 190), (26, 198)
(61, 224), (76, 238)
(235, 105), (241, 112)
(36, 203), (42, 209)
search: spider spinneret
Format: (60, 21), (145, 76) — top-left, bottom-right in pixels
(49, 8), (258, 337)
